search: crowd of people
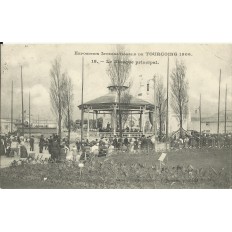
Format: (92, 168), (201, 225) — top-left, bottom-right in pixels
(0, 134), (30, 158)
(76, 134), (155, 154)
(170, 133), (232, 149)
(1, 132), (231, 162)
(0, 133), (156, 161)
(0, 134), (69, 161)
(99, 122), (141, 133)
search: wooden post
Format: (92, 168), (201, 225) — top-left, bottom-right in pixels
(29, 92), (31, 137)
(217, 69), (221, 137)
(111, 108), (113, 132)
(166, 56), (169, 143)
(87, 107), (90, 140)
(11, 80), (13, 133)
(113, 105), (117, 135)
(81, 56), (84, 142)
(224, 84), (227, 134)
(130, 110), (132, 131)
(153, 75), (156, 137)
(142, 107), (145, 134)
(199, 94), (202, 148)
(0, 43), (2, 133)
(21, 66), (24, 136)
(92, 109), (94, 129)
(95, 111), (98, 129)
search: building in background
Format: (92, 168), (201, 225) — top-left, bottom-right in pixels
(190, 110), (232, 134)
(0, 118), (17, 134)
(15, 118), (57, 136)
(137, 76), (191, 137)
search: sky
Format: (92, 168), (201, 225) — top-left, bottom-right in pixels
(1, 44), (232, 122)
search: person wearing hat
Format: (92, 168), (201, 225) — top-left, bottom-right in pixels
(113, 136), (118, 149)
(0, 136), (6, 156)
(123, 135), (129, 151)
(29, 135), (34, 151)
(39, 135), (45, 153)
(20, 141), (28, 158)
(9, 137), (19, 157)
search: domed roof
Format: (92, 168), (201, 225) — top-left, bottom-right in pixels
(78, 92), (154, 111)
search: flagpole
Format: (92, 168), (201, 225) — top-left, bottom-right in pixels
(21, 65), (24, 136)
(199, 94), (202, 148)
(224, 84), (227, 134)
(130, 110), (132, 131)
(217, 69), (221, 138)
(0, 43), (2, 134)
(166, 56), (169, 147)
(29, 91), (31, 137)
(11, 80), (13, 133)
(81, 56), (84, 142)
(153, 75), (156, 135)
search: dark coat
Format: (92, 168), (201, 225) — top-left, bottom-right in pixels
(39, 138), (45, 147)
(20, 145), (28, 158)
(51, 141), (60, 159)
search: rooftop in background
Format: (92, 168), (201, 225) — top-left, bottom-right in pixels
(191, 110), (232, 122)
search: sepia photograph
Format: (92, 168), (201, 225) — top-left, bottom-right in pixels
(0, 43), (231, 189)
(1, 1), (232, 232)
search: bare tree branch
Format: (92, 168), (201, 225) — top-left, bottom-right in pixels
(156, 76), (166, 141)
(170, 59), (189, 138)
(106, 45), (132, 139)
(62, 72), (74, 145)
(49, 57), (66, 139)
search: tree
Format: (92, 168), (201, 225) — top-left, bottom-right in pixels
(156, 76), (166, 141)
(106, 45), (132, 139)
(170, 60), (189, 138)
(62, 72), (74, 145)
(49, 58), (66, 139)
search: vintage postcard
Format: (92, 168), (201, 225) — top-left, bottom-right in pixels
(0, 44), (231, 188)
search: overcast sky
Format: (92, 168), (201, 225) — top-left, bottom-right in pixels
(1, 44), (231, 121)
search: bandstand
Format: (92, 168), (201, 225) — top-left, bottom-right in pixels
(78, 85), (155, 139)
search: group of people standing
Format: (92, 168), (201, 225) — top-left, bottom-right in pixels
(0, 133), (65, 159)
(110, 135), (155, 152)
(74, 134), (156, 156)
(37, 134), (69, 161)
(170, 133), (232, 149)
(1, 134), (30, 157)
(2, 131), (231, 163)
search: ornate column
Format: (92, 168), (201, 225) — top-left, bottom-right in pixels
(111, 107), (113, 133)
(113, 104), (117, 135)
(139, 109), (142, 132)
(142, 107), (146, 134)
(95, 111), (98, 129)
